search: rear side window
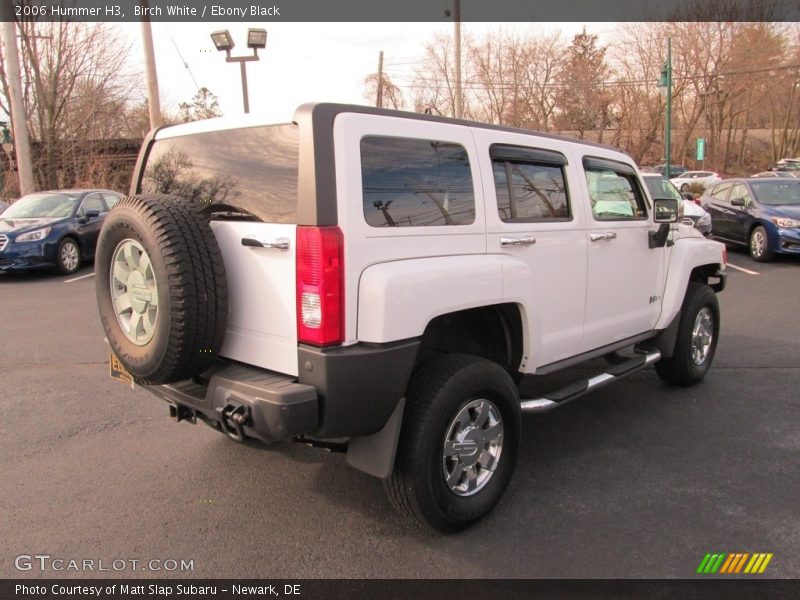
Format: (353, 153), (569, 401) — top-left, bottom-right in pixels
(491, 145), (570, 222)
(360, 136), (475, 227)
(139, 124), (298, 223)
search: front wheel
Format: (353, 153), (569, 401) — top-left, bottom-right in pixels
(385, 354), (521, 532)
(749, 226), (774, 262)
(56, 238), (81, 275)
(655, 283), (719, 386)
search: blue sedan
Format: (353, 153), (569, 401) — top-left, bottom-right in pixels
(0, 189), (123, 274)
(701, 178), (800, 262)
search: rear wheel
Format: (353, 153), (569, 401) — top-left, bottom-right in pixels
(680, 183), (689, 192)
(385, 354), (520, 532)
(749, 226), (774, 262)
(655, 283), (719, 386)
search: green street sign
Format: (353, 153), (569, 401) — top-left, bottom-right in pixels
(697, 138), (705, 161)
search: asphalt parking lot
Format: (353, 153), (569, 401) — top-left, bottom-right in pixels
(1, 248), (798, 579)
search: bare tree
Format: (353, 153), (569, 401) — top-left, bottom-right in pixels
(363, 72), (404, 110)
(0, 21), (137, 190)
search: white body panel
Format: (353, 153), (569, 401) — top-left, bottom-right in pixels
(655, 236), (725, 330)
(211, 221), (299, 376)
(357, 255), (506, 343)
(471, 128), (589, 368)
(333, 113), (487, 345)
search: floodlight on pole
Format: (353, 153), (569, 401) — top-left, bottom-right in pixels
(210, 29), (266, 114)
(247, 28), (267, 51)
(210, 30), (235, 55)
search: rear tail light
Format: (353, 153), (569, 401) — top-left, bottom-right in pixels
(723, 246), (728, 266)
(296, 226), (343, 346)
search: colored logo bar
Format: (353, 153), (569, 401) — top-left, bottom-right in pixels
(697, 553), (773, 574)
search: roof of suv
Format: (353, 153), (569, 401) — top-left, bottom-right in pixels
(155, 102), (628, 156)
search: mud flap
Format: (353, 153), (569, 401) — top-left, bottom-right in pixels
(346, 398), (405, 479)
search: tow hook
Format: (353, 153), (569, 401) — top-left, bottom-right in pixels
(217, 402), (251, 442)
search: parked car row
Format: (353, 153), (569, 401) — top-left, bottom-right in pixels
(699, 179), (800, 262)
(0, 189), (123, 274)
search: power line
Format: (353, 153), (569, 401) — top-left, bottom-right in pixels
(163, 24), (200, 92)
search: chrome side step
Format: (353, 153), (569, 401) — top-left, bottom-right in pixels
(520, 350), (661, 413)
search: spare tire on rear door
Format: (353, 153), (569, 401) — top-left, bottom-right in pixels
(95, 195), (228, 385)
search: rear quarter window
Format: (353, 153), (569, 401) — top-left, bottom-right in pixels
(360, 135), (475, 227)
(139, 124), (299, 223)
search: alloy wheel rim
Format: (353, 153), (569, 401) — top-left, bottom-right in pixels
(61, 241), (79, 272)
(751, 230), (765, 257)
(110, 239), (159, 346)
(442, 398), (504, 497)
(691, 307), (714, 365)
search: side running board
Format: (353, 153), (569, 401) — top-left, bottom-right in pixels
(520, 350), (661, 413)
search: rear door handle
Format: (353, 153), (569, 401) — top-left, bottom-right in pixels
(500, 236), (536, 247)
(241, 235), (290, 250)
(590, 232), (617, 242)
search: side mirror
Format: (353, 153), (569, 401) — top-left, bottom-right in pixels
(653, 198), (679, 223)
(85, 209), (101, 219)
(730, 197), (746, 207)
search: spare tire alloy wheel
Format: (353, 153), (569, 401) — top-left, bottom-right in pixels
(110, 239), (158, 345)
(95, 195), (227, 385)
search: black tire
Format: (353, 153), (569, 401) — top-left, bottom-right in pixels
(95, 195), (227, 385)
(56, 237), (81, 275)
(655, 282), (719, 386)
(749, 225), (775, 262)
(680, 183), (689, 192)
(385, 354), (521, 532)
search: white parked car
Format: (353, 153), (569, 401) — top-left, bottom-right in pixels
(641, 172), (712, 236)
(95, 104), (727, 531)
(670, 171), (722, 192)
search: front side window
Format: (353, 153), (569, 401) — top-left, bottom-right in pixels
(584, 158), (647, 220)
(360, 136), (475, 227)
(711, 183), (732, 202)
(728, 183), (752, 207)
(491, 146), (569, 222)
(79, 194), (105, 215)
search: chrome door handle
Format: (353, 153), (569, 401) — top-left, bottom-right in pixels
(241, 235), (290, 250)
(590, 232), (617, 242)
(500, 236), (536, 247)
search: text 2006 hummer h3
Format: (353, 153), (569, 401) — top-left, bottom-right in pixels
(95, 104), (726, 531)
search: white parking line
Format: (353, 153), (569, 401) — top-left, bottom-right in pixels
(726, 263), (760, 275)
(64, 272), (95, 283)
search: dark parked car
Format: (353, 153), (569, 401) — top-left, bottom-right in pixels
(700, 178), (800, 261)
(0, 189), (122, 274)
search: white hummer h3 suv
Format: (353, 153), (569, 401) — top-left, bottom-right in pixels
(95, 104), (726, 531)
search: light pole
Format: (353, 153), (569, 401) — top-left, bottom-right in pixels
(210, 29), (267, 114)
(658, 37), (673, 179)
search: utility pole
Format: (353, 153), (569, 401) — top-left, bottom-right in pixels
(453, 0), (462, 119)
(376, 51), (384, 108)
(658, 38), (672, 179)
(1, 17), (35, 195)
(140, 1), (162, 128)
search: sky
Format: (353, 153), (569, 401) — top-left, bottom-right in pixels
(116, 22), (610, 122)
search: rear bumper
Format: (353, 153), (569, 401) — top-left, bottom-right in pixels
(142, 338), (420, 442)
(144, 362), (319, 443)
